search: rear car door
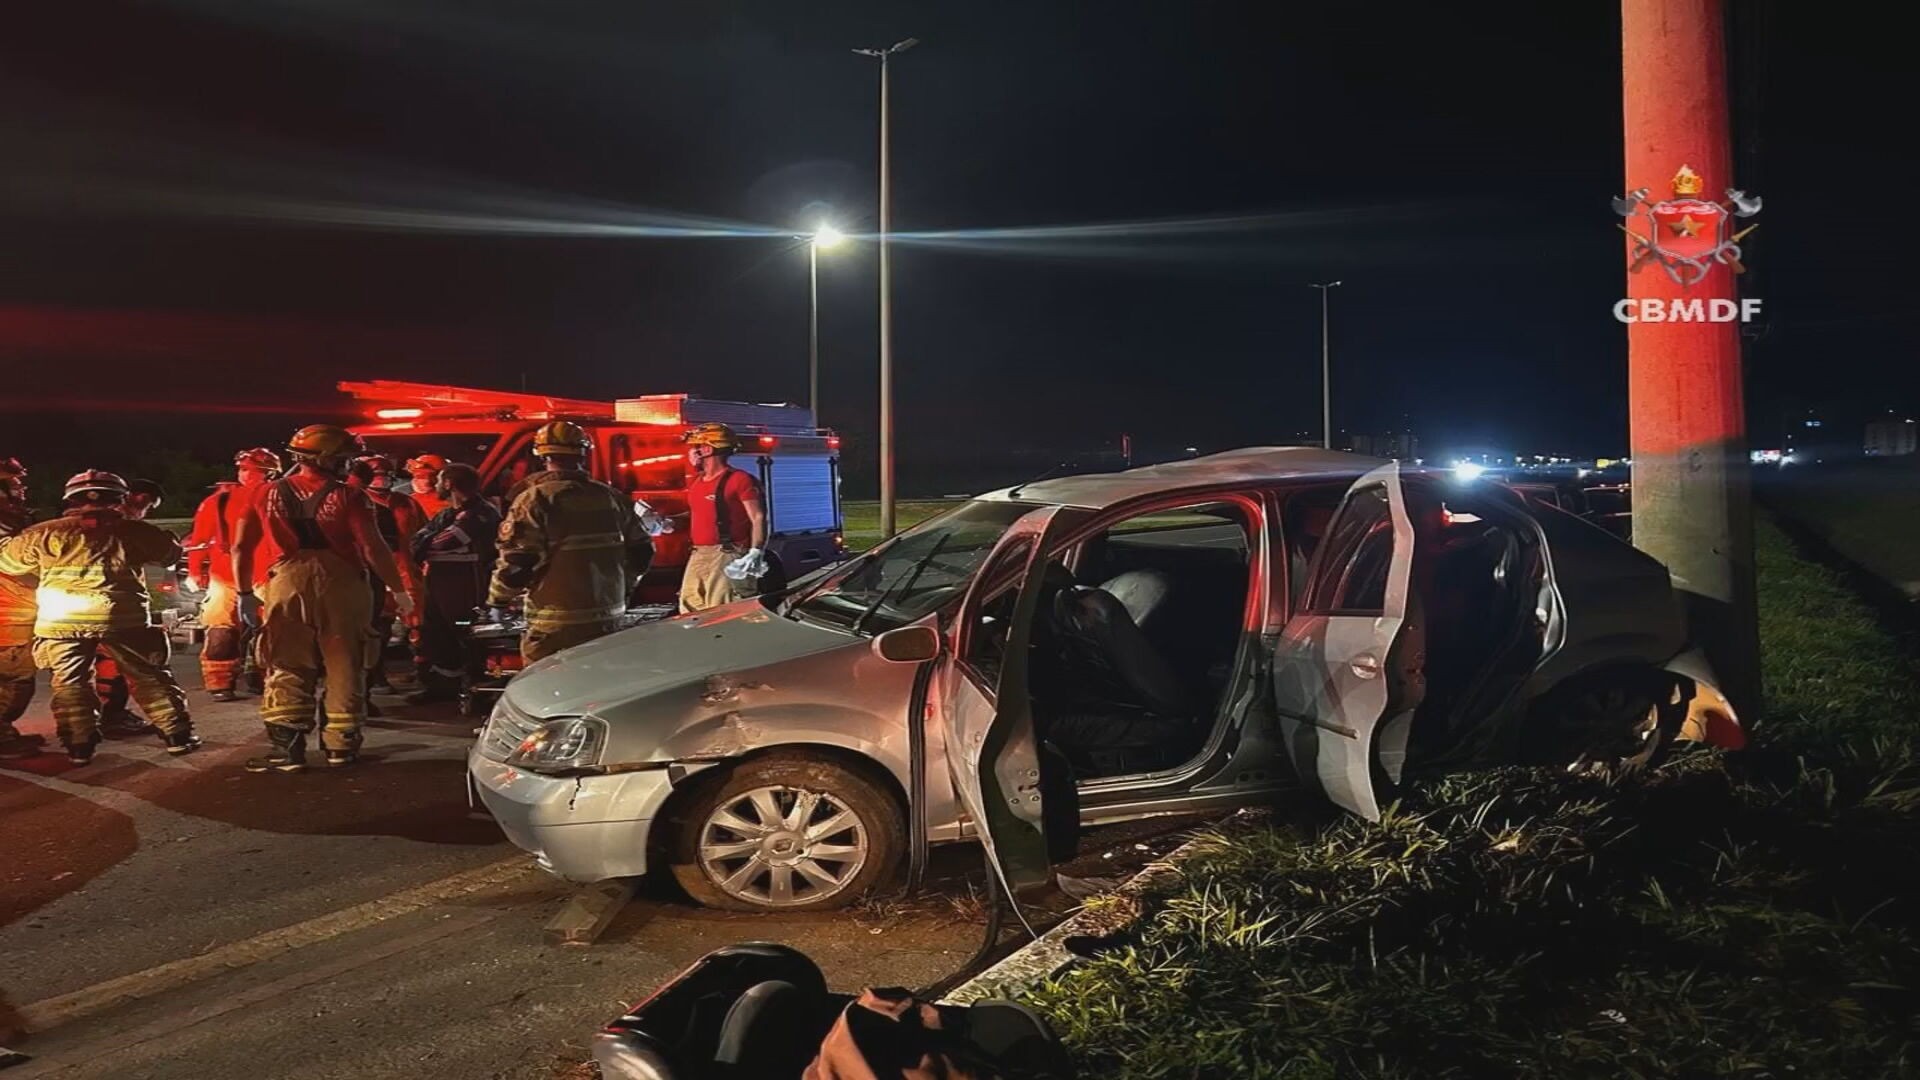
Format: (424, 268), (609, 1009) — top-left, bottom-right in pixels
(1273, 463), (1421, 820)
(937, 505), (1072, 901)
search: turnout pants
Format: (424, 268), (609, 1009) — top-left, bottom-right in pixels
(522, 619), (621, 664)
(200, 579), (245, 692)
(33, 628), (191, 747)
(679, 545), (758, 615)
(366, 576), (395, 687)
(0, 641), (34, 734)
(260, 550), (373, 752)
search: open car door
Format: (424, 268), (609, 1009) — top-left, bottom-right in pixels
(1273, 462), (1423, 820)
(937, 504), (1074, 905)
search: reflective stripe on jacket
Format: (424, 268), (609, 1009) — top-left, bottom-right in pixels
(0, 511), (182, 638)
(488, 470), (646, 632)
(0, 519), (34, 645)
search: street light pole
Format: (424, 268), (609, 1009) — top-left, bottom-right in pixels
(855, 37), (917, 540)
(808, 240), (820, 418)
(1310, 280), (1342, 449)
(804, 223), (845, 424)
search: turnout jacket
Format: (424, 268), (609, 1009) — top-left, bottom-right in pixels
(488, 469), (651, 632)
(0, 510), (182, 638)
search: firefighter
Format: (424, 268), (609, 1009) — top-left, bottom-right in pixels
(0, 458), (43, 758)
(188, 449), (280, 702)
(405, 454), (450, 519)
(92, 478), (168, 734)
(231, 426), (415, 772)
(347, 455), (425, 701)
(678, 423), (770, 614)
(487, 422), (651, 663)
(0, 471), (200, 764)
(407, 463), (500, 703)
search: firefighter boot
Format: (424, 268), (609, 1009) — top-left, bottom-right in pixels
(208, 688), (238, 703)
(405, 670), (463, 707)
(163, 727), (202, 756)
(245, 728), (307, 774)
(64, 732), (101, 766)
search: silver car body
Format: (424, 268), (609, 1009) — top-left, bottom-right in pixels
(470, 448), (1740, 887)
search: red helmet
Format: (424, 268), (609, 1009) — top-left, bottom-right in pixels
(64, 470), (130, 502)
(405, 453), (448, 475)
(235, 447), (284, 474)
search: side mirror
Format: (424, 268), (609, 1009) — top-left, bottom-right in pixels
(871, 624), (941, 664)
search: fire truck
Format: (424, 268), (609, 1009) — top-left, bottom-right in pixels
(341, 380), (846, 602)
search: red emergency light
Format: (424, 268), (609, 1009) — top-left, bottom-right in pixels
(621, 454), (684, 469)
(375, 408), (424, 420)
(758, 435), (778, 449)
(826, 436), (841, 450)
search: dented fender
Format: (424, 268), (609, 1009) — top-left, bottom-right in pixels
(1665, 648), (1745, 750)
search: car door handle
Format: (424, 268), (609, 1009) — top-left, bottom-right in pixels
(1350, 653), (1381, 679)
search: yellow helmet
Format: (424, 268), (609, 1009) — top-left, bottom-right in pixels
(683, 422), (740, 453)
(287, 424), (363, 464)
(533, 420), (592, 457)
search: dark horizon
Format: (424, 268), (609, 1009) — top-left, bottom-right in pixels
(2, 1), (1911, 495)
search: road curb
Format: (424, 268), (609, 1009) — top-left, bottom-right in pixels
(939, 821), (1229, 1006)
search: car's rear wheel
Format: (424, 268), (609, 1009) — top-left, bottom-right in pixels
(666, 753), (905, 912)
(1560, 676), (1685, 777)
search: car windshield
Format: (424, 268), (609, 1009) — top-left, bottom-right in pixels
(786, 499), (1042, 635)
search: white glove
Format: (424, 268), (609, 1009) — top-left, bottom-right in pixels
(393, 590), (418, 620)
(634, 500), (675, 537)
(724, 548), (769, 581)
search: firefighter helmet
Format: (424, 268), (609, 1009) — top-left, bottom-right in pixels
(287, 424), (363, 463)
(64, 470), (130, 502)
(404, 453), (448, 475)
(682, 422), (740, 453)
(532, 421), (592, 457)
(234, 447), (283, 474)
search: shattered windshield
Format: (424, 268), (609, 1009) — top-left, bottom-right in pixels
(787, 499), (1042, 635)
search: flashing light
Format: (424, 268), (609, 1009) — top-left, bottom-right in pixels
(758, 435), (778, 449)
(621, 454), (683, 469)
(1453, 461), (1488, 481)
(374, 408), (424, 420)
(826, 436), (841, 450)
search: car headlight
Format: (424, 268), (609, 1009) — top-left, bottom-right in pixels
(506, 717), (608, 773)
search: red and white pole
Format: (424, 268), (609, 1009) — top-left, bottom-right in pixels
(1622, 0), (1760, 712)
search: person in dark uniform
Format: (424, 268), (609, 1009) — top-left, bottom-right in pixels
(407, 463), (501, 703)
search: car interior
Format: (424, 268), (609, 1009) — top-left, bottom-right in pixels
(1016, 502), (1255, 780)
(1280, 480), (1548, 767)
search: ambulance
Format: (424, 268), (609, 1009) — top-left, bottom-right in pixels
(342, 380), (846, 602)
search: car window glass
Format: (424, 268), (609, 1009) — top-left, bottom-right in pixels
(1306, 486), (1394, 615)
(963, 535), (1036, 691)
(789, 500), (1038, 634)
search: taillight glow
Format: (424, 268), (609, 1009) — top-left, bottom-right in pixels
(758, 435), (778, 448)
(826, 436), (841, 449)
(374, 408), (424, 420)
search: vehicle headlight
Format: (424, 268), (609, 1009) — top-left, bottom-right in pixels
(505, 717), (608, 773)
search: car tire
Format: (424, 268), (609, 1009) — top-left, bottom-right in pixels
(1552, 673), (1685, 776)
(665, 752), (905, 913)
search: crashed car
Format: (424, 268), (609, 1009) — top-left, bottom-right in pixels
(469, 448), (1742, 913)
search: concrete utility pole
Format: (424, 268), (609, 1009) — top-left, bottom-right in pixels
(855, 37), (917, 540)
(1621, 0), (1760, 713)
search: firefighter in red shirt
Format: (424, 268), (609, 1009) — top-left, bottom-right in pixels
(187, 448), (281, 702)
(677, 424), (769, 614)
(347, 455), (426, 699)
(232, 425), (415, 772)
(405, 454), (450, 519)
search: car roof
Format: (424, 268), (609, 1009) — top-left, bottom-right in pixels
(980, 446), (1390, 510)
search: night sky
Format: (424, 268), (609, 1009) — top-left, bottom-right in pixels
(1, 1), (1910, 494)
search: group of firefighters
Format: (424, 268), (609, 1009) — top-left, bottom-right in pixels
(0, 418), (771, 771)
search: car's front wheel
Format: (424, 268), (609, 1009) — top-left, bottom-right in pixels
(666, 753), (905, 912)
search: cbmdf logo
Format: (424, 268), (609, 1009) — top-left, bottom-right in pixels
(1613, 165), (1763, 323)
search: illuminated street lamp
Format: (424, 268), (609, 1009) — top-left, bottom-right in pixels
(807, 223), (846, 419)
(1310, 280), (1342, 449)
(854, 36), (918, 539)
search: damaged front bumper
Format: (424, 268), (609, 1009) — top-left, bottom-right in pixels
(468, 747), (679, 882)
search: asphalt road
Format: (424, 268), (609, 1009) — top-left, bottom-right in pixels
(0, 656), (997, 1078)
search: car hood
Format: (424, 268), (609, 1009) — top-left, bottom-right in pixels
(504, 604), (856, 719)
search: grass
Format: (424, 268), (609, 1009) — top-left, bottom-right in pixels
(1762, 457), (1920, 595)
(1021, 517), (1920, 1078)
(842, 500), (960, 550)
